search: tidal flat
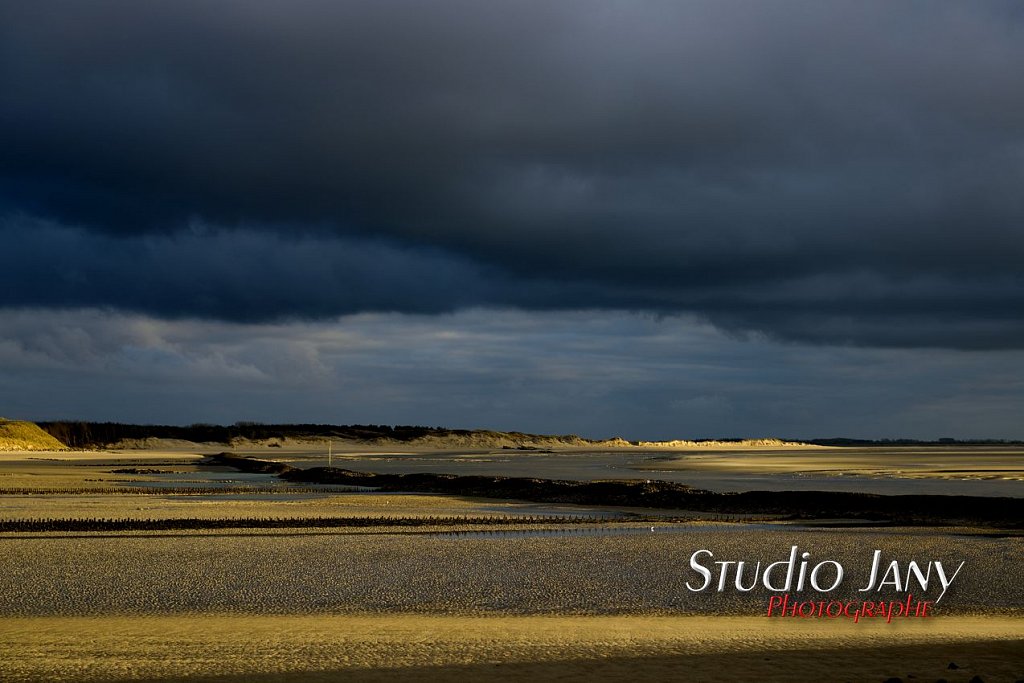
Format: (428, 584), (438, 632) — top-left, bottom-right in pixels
(1, 446), (1022, 682)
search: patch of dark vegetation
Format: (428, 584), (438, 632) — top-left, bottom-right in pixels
(70, 461), (188, 467)
(207, 452), (293, 475)
(109, 468), (173, 474)
(0, 514), (625, 533)
(203, 455), (1023, 528)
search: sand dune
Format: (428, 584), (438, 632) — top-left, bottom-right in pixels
(0, 419), (68, 451)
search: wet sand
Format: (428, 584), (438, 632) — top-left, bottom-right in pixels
(638, 446), (1024, 478)
(270, 443), (1024, 497)
(0, 491), (616, 521)
(4, 443), (1022, 497)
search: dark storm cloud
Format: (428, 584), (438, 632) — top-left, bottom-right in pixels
(2, 1), (1023, 347)
(0, 217), (522, 320)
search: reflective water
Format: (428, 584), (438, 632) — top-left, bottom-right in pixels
(287, 448), (1024, 498)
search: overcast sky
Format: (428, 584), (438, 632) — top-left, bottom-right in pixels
(2, 1), (1022, 439)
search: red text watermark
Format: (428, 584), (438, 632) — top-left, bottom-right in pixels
(766, 593), (933, 623)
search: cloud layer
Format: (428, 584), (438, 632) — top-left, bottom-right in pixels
(2, 1), (1024, 349)
(4, 308), (1022, 439)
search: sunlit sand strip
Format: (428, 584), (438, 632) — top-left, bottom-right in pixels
(636, 438), (826, 449)
(1, 615), (1021, 682)
(636, 450), (1024, 478)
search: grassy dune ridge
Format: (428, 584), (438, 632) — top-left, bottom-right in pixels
(0, 419), (68, 451)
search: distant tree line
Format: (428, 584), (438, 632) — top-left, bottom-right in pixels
(36, 422), (466, 449)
